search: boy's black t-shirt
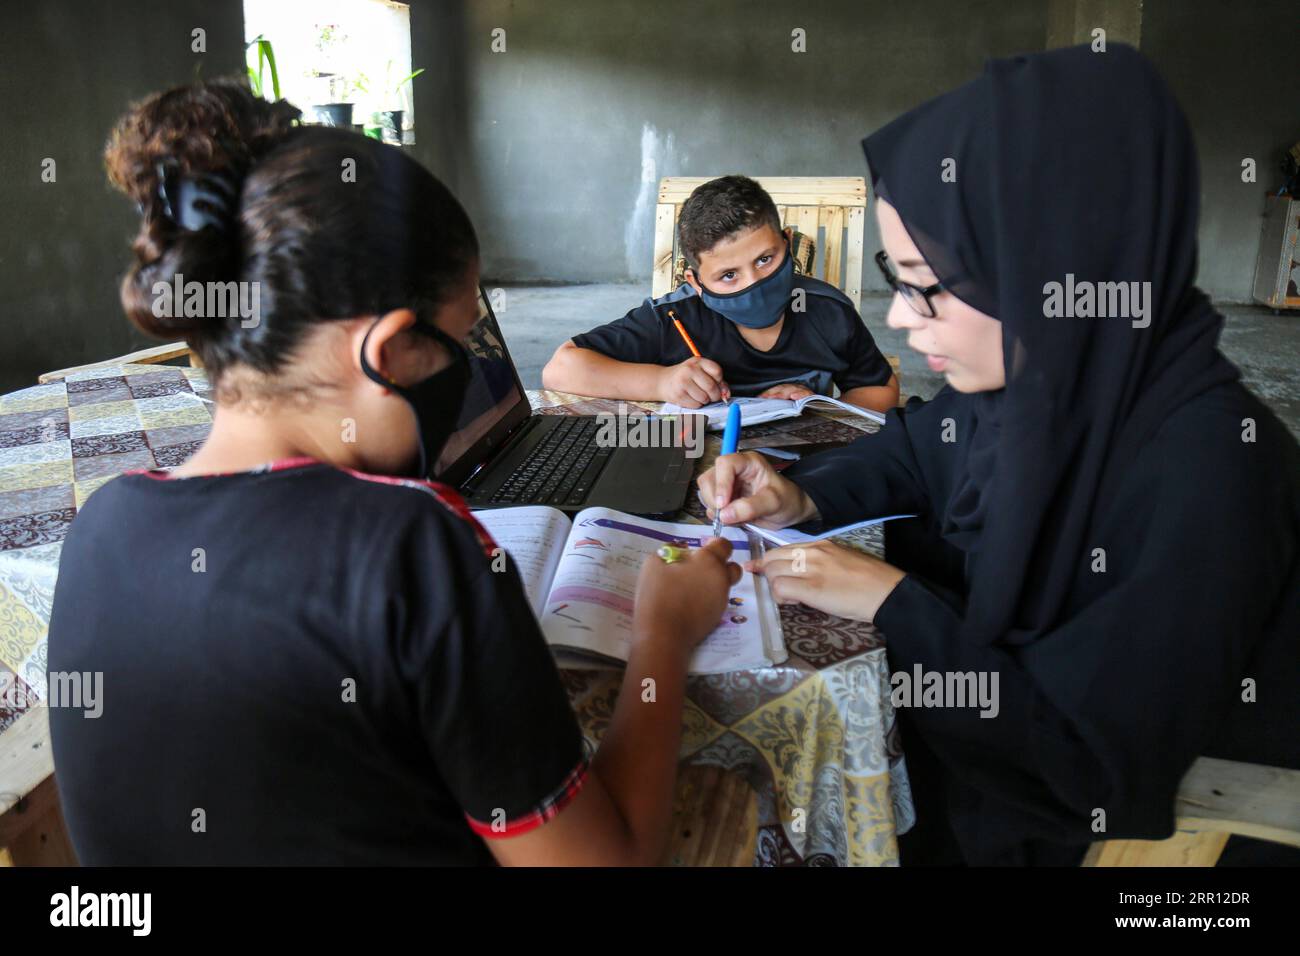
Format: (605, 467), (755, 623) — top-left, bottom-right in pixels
(47, 458), (588, 865)
(570, 276), (892, 397)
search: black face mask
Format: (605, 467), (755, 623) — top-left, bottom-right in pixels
(359, 319), (471, 479)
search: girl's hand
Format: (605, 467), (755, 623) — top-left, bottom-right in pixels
(633, 537), (743, 655)
(697, 451), (818, 529)
(747, 539), (905, 623)
(758, 383), (814, 401)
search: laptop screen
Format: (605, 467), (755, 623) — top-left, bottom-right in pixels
(434, 286), (532, 487)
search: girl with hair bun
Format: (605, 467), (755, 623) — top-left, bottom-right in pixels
(48, 78), (741, 865)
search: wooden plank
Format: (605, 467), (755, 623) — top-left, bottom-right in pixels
(659, 176), (866, 206)
(0, 703), (74, 866)
(1084, 829), (1230, 867)
(843, 205), (866, 313)
(821, 205), (845, 288)
(651, 201), (678, 299)
(1083, 757), (1300, 866)
(0, 704), (55, 819)
(660, 764), (757, 867)
(0, 773), (78, 866)
(39, 342), (192, 383)
(1173, 757), (1300, 848)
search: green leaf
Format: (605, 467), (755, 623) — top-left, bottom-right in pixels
(260, 40), (281, 99)
(392, 68), (424, 93)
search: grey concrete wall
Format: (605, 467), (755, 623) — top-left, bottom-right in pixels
(428, 0), (1048, 288)
(1, 0), (1292, 390)
(421, 0), (1294, 303)
(1141, 0), (1299, 302)
(0, 0), (245, 394)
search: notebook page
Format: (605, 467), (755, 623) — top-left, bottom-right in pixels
(472, 506), (573, 616)
(539, 508), (779, 673)
(660, 396), (798, 430)
(795, 394), (887, 424)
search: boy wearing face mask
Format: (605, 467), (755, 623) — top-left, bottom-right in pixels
(543, 175), (899, 412)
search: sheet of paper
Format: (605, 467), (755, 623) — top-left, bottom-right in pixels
(539, 507), (779, 673)
(472, 506), (572, 615)
(746, 514), (917, 546)
(662, 395), (884, 430)
(660, 397), (798, 430)
(796, 395), (887, 425)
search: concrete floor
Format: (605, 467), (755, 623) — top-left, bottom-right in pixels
(494, 283), (1300, 437)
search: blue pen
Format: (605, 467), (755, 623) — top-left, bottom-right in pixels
(713, 401), (742, 538)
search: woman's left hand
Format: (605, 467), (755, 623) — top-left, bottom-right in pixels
(747, 539), (906, 623)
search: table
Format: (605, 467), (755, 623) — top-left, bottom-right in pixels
(529, 390), (915, 865)
(0, 364), (914, 866)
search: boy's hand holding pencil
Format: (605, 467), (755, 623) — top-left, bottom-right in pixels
(658, 356), (730, 407)
(660, 307), (731, 407)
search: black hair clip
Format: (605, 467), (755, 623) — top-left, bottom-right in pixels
(155, 161), (241, 235)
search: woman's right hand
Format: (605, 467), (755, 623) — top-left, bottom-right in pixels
(697, 451), (819, 529)
(633, 537), (742, 654)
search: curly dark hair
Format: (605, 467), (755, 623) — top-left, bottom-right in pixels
(104, 77), (478, 391)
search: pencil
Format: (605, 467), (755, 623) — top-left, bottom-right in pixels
(665, 307), (730, 403)
(666, 309), (702, 358)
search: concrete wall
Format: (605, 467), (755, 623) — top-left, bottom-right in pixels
(424, 0), (1048, 287)
(1141, 0), (1298, 301)
(420, 0), (1294, 302)
(1, 0), (1292, 390)
(0, 1), (245, 394)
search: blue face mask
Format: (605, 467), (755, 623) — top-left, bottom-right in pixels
(696, 243), (795, 329)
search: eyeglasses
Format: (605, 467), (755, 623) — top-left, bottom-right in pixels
(875, 251), (944, 318)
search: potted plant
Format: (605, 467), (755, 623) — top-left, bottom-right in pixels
(309, 23), (355, 127)
(357, 61), (425, 145)
(310, 75), (359, 127)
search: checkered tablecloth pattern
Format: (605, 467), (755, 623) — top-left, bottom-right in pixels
(0, 364), (214, 713)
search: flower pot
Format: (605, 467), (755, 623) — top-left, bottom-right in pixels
(311, 103), (354, 127)
(378, 110), (404, 145)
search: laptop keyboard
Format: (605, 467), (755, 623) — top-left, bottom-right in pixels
(488, 417), (614, 506)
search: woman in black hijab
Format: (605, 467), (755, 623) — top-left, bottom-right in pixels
(700, 44), (1299, 865)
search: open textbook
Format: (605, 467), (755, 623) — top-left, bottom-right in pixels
(661, 394), (886, 430)
(473, 506), (786, 674)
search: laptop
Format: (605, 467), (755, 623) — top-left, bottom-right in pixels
(434, 286), (703, 515)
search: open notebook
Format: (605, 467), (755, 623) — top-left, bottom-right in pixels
(474, 506), (786, 674)
(661, 394), (886, 430)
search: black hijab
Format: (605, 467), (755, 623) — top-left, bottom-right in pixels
(862, 44), (1240, 647)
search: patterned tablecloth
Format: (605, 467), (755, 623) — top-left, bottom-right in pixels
(0, 364), (914, 866)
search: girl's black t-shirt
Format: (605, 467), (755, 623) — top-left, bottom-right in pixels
(47, 457), (589, 865)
